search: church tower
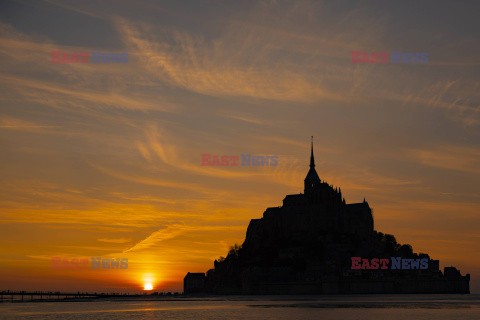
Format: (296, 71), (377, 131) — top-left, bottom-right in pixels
(304, 136), (321, 198)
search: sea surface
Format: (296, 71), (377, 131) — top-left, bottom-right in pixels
(0, 294), (479, 319)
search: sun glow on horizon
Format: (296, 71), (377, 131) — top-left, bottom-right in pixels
(142, 273), (155, 291)
(144, 283), (153, 291)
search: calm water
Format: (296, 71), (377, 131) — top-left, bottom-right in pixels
(1, 295), (479, 319)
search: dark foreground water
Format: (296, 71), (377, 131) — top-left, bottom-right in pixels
(0, 294), (479, 319)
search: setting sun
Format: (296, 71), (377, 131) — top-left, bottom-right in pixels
(144, 283), (153, 291)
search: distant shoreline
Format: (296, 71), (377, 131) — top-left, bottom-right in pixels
(1, 293), (477, 304)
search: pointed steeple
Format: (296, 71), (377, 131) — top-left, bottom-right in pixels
(310, 136), (315, 168)
(304, 136), (321, 195)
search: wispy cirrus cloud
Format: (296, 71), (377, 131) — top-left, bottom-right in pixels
(409, 145), (480, 174)
(97, 237), (132, 244)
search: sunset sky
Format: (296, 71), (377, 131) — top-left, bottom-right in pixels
(0, 0), (479, 294)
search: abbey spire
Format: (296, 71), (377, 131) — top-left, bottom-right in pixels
(310, 136), (315, 169)
(304, 136), (321, 195)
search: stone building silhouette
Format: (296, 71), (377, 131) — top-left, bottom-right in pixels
(184, 272), (206, 294)
(185, 139), (470, 294)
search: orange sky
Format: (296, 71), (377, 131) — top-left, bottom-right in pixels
(0, 0), (479, 293)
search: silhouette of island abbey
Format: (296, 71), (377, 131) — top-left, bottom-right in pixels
(185, 139), (470, 294)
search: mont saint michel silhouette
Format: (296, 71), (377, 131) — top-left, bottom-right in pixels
(185, 140), (470, 295)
